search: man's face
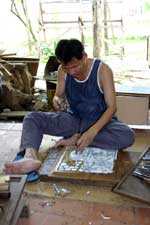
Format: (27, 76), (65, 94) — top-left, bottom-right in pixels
(60, 57), (84, 79)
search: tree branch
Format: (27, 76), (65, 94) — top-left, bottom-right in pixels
(10, 0), (27, 27)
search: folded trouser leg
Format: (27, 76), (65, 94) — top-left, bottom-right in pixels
(80, 119), (135, 150)
(91, 120), (135, 150)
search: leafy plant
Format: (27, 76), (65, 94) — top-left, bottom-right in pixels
(40, 42), (56, 63)
(145, 1), (150, 11)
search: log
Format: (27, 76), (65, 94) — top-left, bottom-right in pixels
(0, 61), (34, 110)
(1, 82), (33, 110)
(0, 63), (12, 80)
(22, 65), (32, 94)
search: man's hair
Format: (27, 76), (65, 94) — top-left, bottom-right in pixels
(55, 39), (84, 64)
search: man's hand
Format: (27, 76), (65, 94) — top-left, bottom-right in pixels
(54, 133), (80, 148)
(76, 129), (97, 151)
(53, 95), (67, 111)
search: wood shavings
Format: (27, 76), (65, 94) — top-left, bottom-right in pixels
(39, 200), (52, 207)
(101, 212), (111, 220)
(53, 184), (71, 197)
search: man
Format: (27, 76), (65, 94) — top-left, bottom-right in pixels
(4, 39), (135, 175)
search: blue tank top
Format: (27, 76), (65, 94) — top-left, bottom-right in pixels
(65, 59), (107, 121)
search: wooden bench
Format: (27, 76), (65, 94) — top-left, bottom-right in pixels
(0, 175), (29, 225)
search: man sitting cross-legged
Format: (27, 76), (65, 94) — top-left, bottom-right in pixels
(4, 38), (135, 176)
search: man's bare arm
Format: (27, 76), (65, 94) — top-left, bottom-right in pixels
(53, 65), (66, 111)
(77, 62), (117, 150)
(91, 62), (116, 133)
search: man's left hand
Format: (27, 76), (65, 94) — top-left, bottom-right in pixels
(76, 129), (97, 151)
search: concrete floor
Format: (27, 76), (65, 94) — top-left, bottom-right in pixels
(16, 195), (150, 225)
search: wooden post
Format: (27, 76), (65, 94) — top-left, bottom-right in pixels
(92, 0), (103, 58)
(103, 0), (109, 54)
(39, 0), (47, 42)
(146, 36), (150, 67)
(78, 16), (85, 45)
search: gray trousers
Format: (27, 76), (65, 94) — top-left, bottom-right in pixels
(20, 111), (135, 151)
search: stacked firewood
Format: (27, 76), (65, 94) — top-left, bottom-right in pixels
(0, 58), (34, 111)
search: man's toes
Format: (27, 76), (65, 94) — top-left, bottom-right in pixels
(3, 168), (12, 174)
(3, 159), (41, 174)
(4, 163), (12, 168)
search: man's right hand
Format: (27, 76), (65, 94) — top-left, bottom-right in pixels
(54, 133), (80, 148)
(53, 95), (67, 111)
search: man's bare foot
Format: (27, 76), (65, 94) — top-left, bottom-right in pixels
(4, 158), (41, 174)
(3, 148), (41, 174)
(54, 133), (80, 147)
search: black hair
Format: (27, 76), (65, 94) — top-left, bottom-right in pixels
(55, 39), (84, 64)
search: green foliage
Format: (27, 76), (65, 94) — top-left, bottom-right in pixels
(125, 36), (147, 42)
(112, 36), (147, 44)
(145, 1), (150, 11)
(40, 43), (56, 63)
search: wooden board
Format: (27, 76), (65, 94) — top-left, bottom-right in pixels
(115, 84), (150, 96)
(0, 111), (30, 120)
(113, 146), (150, 204)
(129, 125), (150, 130)
(0, 175), (27, 225)
(116, 95), (149, 125)
(39, 147), (141, 186)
